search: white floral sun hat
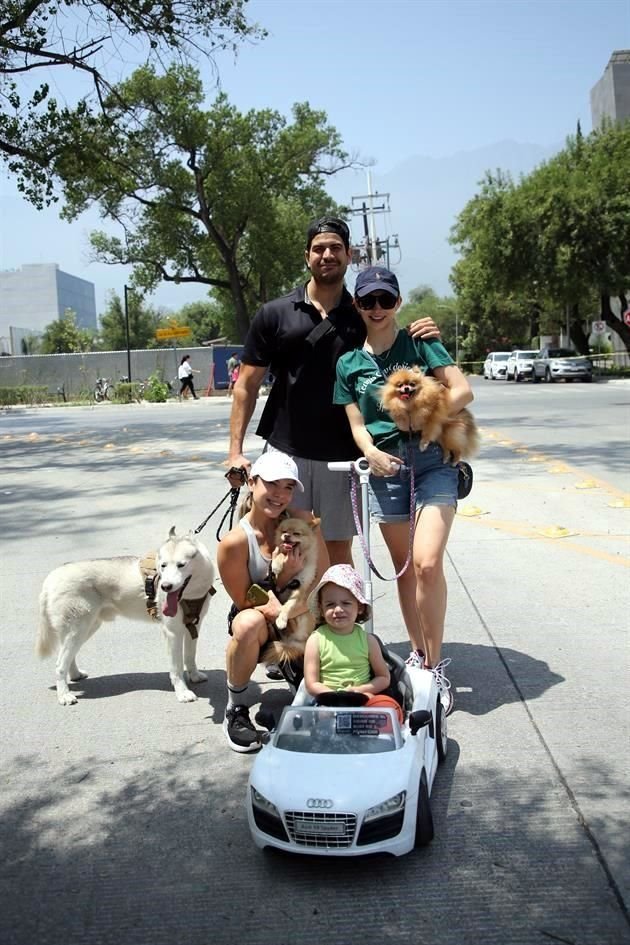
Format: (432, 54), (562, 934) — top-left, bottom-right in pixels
(307, 564), (372, 623)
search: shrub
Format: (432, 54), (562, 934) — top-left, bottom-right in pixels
(143, 373), (169, 403)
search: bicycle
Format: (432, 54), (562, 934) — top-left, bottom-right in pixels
(93, 377), (114, 402)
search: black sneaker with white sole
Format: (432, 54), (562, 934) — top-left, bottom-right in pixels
(223, 705), (261, 753)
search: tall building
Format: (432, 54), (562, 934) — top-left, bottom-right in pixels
(590, 50), (630, 129)
(0, 263), (97, 354)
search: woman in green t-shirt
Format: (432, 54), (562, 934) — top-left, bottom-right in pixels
(334, 266), (473, 716)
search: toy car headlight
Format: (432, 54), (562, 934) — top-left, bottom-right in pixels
(251, 787), (280, 817)
(364, 791), (406, 823)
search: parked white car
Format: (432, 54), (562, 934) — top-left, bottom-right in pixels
(483, 351), (510, 380)
(506, 349), (539, 382)
(247, 655), (446, 857)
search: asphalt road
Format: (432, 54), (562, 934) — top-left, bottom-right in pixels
(1, 377), (629, 945)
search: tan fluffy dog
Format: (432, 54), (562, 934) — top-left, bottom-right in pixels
(261, 516), (319, 665)
(381, 366), (479, 463)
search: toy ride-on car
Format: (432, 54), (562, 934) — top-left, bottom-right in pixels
(246, 645), (447, 857)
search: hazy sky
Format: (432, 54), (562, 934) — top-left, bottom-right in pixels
(1, 0), (628, 313)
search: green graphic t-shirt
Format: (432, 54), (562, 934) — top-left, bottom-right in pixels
(334, 331), (454, 452)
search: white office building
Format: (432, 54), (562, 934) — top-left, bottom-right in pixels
(590, 50), (630, 129)
(0, 263), (97, 354)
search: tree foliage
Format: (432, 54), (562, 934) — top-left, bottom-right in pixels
(399, 286), (460, 357)
(57, 64), (353, 340)
(98, 291), (161, 350)
(0, 0), (262, 206)
(450, 123), (630, 359)
(40, 309), (94, 353)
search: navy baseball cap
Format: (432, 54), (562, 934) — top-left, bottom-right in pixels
(354, 266), (400, 298)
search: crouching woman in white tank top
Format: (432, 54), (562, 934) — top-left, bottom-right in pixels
(217, 451), (326, 753)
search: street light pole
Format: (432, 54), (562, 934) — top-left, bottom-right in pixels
(123, 285), (132, 383)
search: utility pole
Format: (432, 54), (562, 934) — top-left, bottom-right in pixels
(123, 285), (132, 383)
(349, 172), (400, 270)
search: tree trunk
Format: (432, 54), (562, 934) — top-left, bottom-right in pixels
(570, 303), (589, 354)
(223, 254), (251, 342)
(601, 294), (630, 352)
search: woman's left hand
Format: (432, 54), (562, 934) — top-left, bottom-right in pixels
(272, 544), (305, 584)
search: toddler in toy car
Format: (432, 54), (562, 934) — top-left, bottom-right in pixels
(304, 565), (404, 724)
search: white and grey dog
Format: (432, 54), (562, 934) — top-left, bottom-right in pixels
(36, 528), (216, 706)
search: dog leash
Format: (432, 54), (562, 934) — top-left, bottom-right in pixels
(194, 487), (242, 541)
(350, 443), (416, 581)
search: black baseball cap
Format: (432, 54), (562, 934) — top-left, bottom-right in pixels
(305, 217), (351, 251)
(354, 266), (400, 298)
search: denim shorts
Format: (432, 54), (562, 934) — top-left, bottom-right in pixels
(369, 440), (458, 523)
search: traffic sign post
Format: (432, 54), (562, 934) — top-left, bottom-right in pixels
(591, 320), (606, 334)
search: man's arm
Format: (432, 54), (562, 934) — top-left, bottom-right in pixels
(226, 363), (268, 478)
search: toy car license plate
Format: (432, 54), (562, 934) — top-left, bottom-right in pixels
(294, 818), (344, 836)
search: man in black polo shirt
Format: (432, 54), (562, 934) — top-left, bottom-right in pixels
(226, 217), (439, 566)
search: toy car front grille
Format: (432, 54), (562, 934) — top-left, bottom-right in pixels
(285, 811), (357, 848)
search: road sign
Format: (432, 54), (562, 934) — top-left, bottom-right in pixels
(155, 326), (191, 340)
(591, 320), (606, 334)
(623, 309), (630, 328)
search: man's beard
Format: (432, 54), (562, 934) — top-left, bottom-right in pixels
(311, 264), (346, 286)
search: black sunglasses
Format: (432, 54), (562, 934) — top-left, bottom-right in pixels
(355, 293), (398, 311)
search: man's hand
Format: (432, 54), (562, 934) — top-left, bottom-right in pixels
(407, 316), (441, 341)
(224, 456), (249, 488)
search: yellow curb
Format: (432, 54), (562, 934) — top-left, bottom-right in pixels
(548, 464), (571, 473)
(514, 447), (529, 453)
(527, 455), (548, 463)
(575, 480), (597, 490)
(607, 498), (630, 509)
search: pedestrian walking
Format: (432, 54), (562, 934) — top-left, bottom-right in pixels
(178, 355), (199, 399)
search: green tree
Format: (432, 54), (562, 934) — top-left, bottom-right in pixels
(450, 124), (630, 355)
(0, 0), (262, 207)
(399, 287), (461, 358)
(98, 291), (160, 350)
(167, 300), (225, 346)
(40, 309), (94, 353)
(57, 64), (354, 341)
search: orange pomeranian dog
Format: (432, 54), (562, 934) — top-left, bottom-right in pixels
(380, 366), (479, 464)
(260, 516), (319, 666)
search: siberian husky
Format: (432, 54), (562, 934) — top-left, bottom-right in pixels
(37, 528), (216, 706)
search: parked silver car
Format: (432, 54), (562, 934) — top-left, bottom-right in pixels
(483, 352), (511, 380)
(506, 349), (539, 382)
(531, 347), (593, 383)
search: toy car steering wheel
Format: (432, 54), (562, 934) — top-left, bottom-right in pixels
(315, 691), (369, 708)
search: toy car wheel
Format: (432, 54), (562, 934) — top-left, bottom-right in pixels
(436, 700), (448, 763)
(414, 770), (434, 848)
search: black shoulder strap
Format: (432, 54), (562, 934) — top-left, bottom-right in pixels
(305, 318), (345, 359)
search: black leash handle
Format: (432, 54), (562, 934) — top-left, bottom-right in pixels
(194, 466), (248, 541)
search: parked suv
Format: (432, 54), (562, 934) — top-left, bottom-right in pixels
(506, 349), (539, 382)
(483, 351), (510, 380)
(531, 347), (593, 383)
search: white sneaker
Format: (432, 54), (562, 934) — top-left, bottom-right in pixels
(431, 658), (454, 716)
(405, 650), (425, 670)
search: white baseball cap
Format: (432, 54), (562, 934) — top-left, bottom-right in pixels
(250, 452), (304, 492)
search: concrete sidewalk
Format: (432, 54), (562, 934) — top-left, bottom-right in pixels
(1, 398), (628, 945)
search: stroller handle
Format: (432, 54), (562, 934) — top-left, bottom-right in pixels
(327, 458), (370, 475)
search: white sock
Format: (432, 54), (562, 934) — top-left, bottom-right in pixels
(226, 681), (250, 711)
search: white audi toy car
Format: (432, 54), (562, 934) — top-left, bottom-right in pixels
(246, 654), (447, 857)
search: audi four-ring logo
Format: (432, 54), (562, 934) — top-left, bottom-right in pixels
(306, 798), (333, 809)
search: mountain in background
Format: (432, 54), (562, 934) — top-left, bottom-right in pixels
(340, 139), (561, 297)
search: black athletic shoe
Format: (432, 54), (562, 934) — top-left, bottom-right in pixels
(223, 705), (261, 753)
(265, 663), (284, 681)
